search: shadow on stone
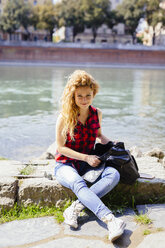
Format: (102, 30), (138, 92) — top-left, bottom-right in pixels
(114, 228), (132, 248)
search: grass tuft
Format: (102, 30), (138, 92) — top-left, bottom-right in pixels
(0, 157), (8, 160)
(143, 229), (152, 235)
(156, 227), (164, 232)
(19, 165), (35, 175)
(0, 200), (73, 225)
(135, 213), (152, 225)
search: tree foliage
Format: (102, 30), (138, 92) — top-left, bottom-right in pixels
(0, 0), (165, 44)
(81, 0), (111, 42)
(106, 9), (118, 30)
(0, 0), (32, 38)
(55, 0), (85, 42)
(32, 0), (57, 40)
(116, 0), (144, 43)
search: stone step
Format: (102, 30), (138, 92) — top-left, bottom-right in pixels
(0, 156), (165, 210)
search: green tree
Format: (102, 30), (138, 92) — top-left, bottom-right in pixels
(0, 0), (32, 40)
(116, 0), (144, 44)
(82, 0), (111, 43)
(32, 0), (57, 41)
(18, 2), (33, 40)
(105, 9), (120, 43)
(138, 0), (165, 45)
(55, 0), (85, 42)
(106, 9), (118, 30)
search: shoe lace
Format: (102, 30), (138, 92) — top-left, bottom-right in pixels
(108, 217), (124, 232)
(69, 203), (79, 221)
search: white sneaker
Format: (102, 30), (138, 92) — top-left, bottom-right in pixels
(63, 201), (84, 229)
(102, 214), (126, 242)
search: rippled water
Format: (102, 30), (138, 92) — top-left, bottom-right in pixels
(0, 65), (165, 160)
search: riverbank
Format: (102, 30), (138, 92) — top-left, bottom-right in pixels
(0, 43), (165, 66)
(0, 146), (165, 247)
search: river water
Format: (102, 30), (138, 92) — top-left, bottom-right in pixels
(0, 65), (165, 161)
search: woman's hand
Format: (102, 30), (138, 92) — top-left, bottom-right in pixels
(85, 155), (101, 167)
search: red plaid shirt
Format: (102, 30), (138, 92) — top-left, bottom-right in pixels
(55, 105), (100, 171)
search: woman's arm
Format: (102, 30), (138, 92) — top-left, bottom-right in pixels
(56, 115), (100, 167)
(96, 108), (111, 144)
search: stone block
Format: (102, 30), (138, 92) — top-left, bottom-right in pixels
(0, 217), (60, 247)
(136, 156), (165, 179)
(0, 197), (15, 210)
(38, 142), (56, 160)
(32, 238), (114, 248)
(108, 178), (165, 206)
(0, 177), (18, 210)
(144, 148), (164, 159)
(30, 160), (55, 178)
(136, 232), (165, 248)
(0, 160), (25, 177)
(18, 177), (165, 208)
(18, 178), (75, 207)
(130, 146), (143, 158)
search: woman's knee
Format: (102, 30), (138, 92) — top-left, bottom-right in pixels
(55, 165), (87, 194)
(55, 165), (80, 188)
(71, 177), (87, 195)
(114, 168), (120, 183)
(102, 167), (120, 183)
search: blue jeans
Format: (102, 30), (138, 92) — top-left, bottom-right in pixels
(54, 162), (120, 220)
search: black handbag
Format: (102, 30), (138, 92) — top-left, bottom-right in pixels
(98, 142), (140, 185)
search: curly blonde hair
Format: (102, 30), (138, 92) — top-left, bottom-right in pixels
(60, 70), (99, 140)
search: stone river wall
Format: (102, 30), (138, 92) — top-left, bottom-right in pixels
(0, 43), (165, 66)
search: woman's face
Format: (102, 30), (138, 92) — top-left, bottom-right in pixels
(74, 86), (94, 110)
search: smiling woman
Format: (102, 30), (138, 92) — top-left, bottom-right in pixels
(75, 87), (94, 108)
(54, 69), (126, 242)
(58, 70), (99, 141)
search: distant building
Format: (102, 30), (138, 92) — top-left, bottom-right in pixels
(137, 21), (165, 46)
(136, 1), (165, 46)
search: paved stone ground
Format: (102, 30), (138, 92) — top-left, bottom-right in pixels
(0, 204), (165, 248)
